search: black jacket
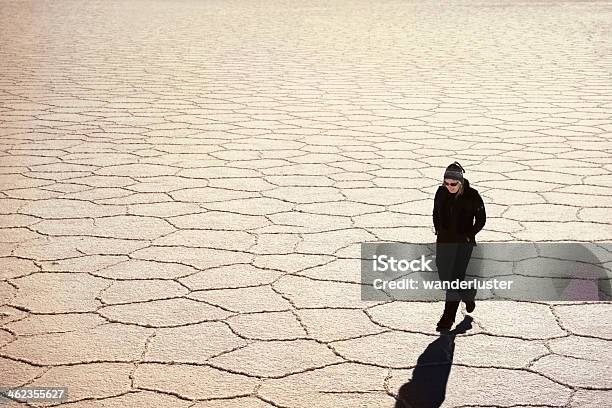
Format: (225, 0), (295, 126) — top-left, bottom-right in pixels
(433, 178), (486, 245)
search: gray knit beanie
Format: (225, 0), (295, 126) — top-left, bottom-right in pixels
(444, 161), (465, 182)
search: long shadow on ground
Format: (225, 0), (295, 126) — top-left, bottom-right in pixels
(394, 316), (473, 408)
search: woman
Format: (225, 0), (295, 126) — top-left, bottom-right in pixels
(432, 161), (486, 331)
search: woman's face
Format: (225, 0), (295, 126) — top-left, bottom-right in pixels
(444, 178), (461, 194)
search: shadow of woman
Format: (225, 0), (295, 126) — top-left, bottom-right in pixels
(394, 316), (473, 408)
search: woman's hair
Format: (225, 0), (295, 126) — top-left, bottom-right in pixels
(456, 181), (464, 197)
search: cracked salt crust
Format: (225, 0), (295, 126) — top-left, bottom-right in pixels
(0, 0), (611, 406)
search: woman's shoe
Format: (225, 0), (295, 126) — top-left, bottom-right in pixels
(436, 318), (453, 332)
(436, 301), (459, 332)
(464, 300), (475, 313)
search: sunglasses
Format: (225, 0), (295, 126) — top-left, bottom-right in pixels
(443, 181), (459, 187)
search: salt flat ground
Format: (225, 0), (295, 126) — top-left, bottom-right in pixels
(0, 0), (611, 407)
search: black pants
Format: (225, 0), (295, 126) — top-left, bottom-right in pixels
(435, 241), (475, 302)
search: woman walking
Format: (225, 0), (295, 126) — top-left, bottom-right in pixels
(432, 161), (486, 331)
